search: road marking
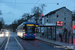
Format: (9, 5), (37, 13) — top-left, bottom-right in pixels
(14, 36), (24, 50)
(5, 35), (10, 50)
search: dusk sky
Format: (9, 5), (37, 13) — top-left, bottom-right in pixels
(0, 0), (75, 24)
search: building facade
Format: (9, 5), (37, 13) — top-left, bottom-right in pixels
(43, 7), (72, 33)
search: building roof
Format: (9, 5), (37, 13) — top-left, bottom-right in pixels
(45, 7), (66, 16)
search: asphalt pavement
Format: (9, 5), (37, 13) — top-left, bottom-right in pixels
(3, 31), (67, 50)
(16, 36), (66, 50)
(14, 31), (67, 50)
(4, 31), (23, 50)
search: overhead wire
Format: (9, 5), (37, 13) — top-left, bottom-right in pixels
(34, 0), (39, 6)
(0, 1), (58, 4)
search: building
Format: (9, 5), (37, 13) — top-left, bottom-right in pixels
(42, 7), (72, 33)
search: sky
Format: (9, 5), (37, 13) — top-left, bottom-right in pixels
(0, 0), (75, 25)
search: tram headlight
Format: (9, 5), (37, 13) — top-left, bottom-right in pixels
(21, 33), (22, 36)
(5, 31), (9, 37)
(20, 33), (23, 37)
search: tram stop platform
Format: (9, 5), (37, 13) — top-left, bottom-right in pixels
(36, 35), (75, 50)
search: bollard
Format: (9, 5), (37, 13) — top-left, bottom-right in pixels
(72, 36), (73, 44)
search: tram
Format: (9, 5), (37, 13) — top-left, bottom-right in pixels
(17, 22), (36, 39)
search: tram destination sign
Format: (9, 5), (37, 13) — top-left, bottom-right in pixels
(26, 24), (34, 26)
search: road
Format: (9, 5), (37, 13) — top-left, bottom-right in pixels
(8, 31), (66, 50)
(0, 31), (67, 50)
(0, 31), (68, 50)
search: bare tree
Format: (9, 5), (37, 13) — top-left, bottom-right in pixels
(22, 13), (30, 20)
(32, 6), (41, 23)
(40, 4), (47, 14)
(31, 4), (46, 24)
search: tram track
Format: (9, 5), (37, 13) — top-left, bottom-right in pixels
(16, 36), (66, 50)
(26, 40), (43, 50)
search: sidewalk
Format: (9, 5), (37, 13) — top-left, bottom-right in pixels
(57, 35), (75, 44)
(36, 35), (75, 50)
(0, 37), (7, 47)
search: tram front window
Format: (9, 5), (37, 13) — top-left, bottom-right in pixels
(26, 26), (35, 33)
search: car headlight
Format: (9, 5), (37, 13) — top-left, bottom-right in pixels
(5, 31), (9, 37)
(0, 34), (4, 37)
